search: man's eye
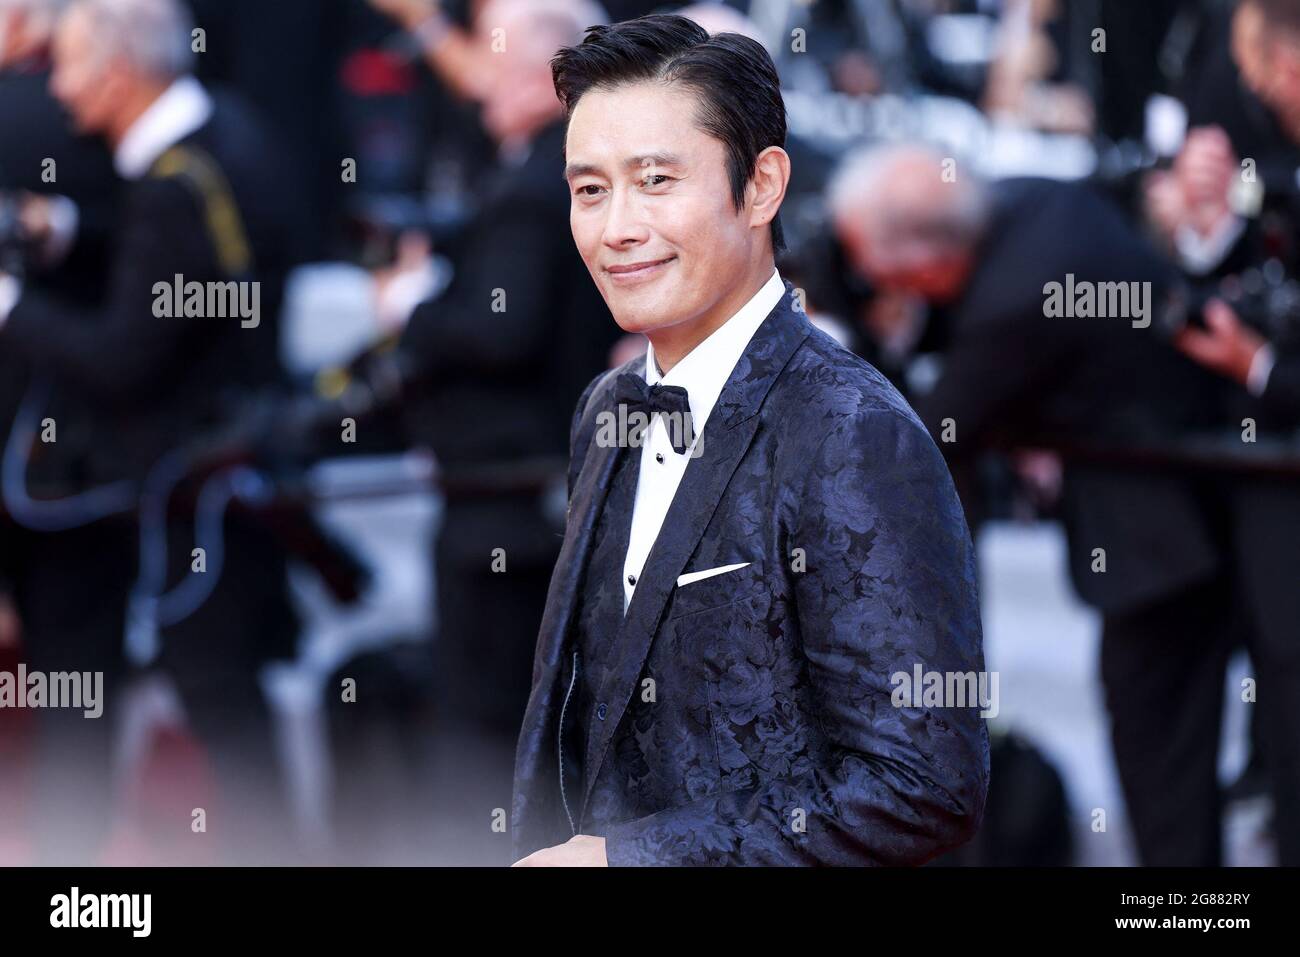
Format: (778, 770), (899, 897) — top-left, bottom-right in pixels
(576, 184), (604, 197)
(641, 174), (671, 187)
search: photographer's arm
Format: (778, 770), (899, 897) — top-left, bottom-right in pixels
(0, 179), (213, 403)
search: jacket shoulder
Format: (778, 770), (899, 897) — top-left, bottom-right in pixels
(571, 357), (638, 438)
(775, 321), (926, 433)
(566, 357), (639, 496)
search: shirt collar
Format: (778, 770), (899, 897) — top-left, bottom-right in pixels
(645, 267), (786, 435)
(114, 75), (214, 180)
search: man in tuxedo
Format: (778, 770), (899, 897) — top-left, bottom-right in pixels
(511, 15), (988, 867)
(0, 0), (301, 862)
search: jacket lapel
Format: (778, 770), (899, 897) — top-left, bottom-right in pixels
(579, 285), (812, 820)
(512, 368), (623, 845)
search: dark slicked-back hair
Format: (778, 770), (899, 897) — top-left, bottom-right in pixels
(552, 14), (787, 253)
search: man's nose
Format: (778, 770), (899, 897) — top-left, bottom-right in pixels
(601, 186), (649, 249)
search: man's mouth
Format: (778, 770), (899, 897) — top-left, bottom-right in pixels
(605, 256), (676, 283)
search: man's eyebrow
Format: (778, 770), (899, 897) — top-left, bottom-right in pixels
(563, 153), (685, 181)
(563, 162), (600, 181)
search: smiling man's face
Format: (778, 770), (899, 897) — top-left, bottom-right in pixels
(564, 79), (762, 342)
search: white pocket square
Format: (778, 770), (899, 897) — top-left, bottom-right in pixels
(676, 562), (750, 588)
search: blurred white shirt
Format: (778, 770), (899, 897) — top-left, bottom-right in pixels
(114, 74), (213, 180)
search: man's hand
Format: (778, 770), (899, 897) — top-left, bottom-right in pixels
(511, 835), (608, 867)
(1174, 298), (1267, 386)
(8, 192), (79, 268)
(371, 230), (437, 332)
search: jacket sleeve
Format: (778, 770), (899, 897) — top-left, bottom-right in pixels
(603, 407), (990, 865)
(0, 178), (215, 404)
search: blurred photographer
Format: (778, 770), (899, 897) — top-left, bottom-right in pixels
(1157, 0), (1300, 867)
(0, 0), (120, 864)
(827, 142), (1294, 866)
(1168, 0), (1300, 423)
(0, 0), (304, 864)
(0, 0), (119, 596)
(0, 0), (117, 302)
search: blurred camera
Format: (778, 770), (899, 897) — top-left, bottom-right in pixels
(1159, 261), (1300, 348)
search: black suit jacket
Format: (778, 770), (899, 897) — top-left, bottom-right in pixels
(0, 63), (121, 470)
(513, 284), (989, 865)
(0, 91), (302, 487)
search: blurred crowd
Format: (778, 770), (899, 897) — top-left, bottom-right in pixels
(0, 0), (1297, 866)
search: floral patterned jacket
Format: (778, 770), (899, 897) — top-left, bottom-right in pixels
(512, 283), (990, 865)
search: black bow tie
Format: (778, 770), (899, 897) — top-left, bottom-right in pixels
(612, 370), (695, 454)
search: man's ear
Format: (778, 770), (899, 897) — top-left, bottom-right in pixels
(747, 146), (791, 233)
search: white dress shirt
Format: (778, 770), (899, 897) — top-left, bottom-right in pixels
(620, 267), (786, 612)
(113, 74), (213, 181)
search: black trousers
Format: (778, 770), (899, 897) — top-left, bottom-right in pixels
(15, 520), (130, 864)
(431, 497), (561, 737)
(428, 496), (560, 865)
(10, 512), (296, 864)
(1100, 477), (1300, 866)
(153, 512), (298, 864)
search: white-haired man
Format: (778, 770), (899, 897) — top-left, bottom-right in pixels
(0, 0), (121, 863)
(0, 0), (303, 864)
(0, 0), (113, 290)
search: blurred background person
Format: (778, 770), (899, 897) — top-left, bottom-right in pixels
(826, 141), (1248, 866)
(0, 0), (117, 310)
(1162, 0), (1300, 865)
(0, 0), (304, 863)
(829, 132), (1300, 866)
(0, 0), (120, 862)
(364, 0), (616, 866)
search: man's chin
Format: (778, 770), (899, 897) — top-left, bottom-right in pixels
(610, 307), (682, 337)
(604, 290), (681, 337)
